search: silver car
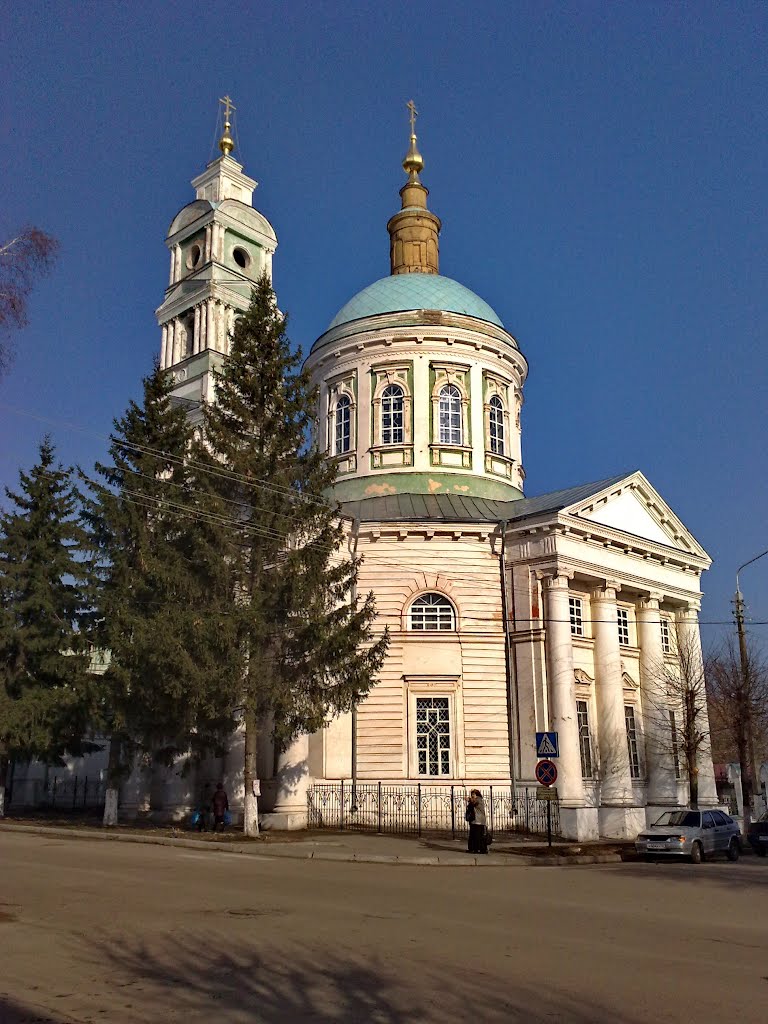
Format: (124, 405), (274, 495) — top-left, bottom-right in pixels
(635, 809), (741, 863)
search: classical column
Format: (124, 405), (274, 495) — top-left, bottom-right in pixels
(676, 604), (718, 806)
(540, 572), (584, 808)
(173, 244), (182, 281)
(204, 225), (212, 262)
(193, 305), (201, 355)
(264, 249), (273, 281)
(592, 583), (634, 806)
(160, 324), (169, 369)
(120, 754), (150, 819)
(637, 595), (676, 807)
(222, 720), (245, 820)
(206, 300), (215, 352)
(267, 732), (310, 829)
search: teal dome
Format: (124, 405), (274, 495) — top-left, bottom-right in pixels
(327, 273), (503, 331)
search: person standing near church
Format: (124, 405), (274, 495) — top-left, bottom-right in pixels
(466, 789), (488, 854)
(212, 782), (229, 832)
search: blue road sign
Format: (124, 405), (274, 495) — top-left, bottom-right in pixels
(535, 759), (558, 786)
(535, 731), (559, 758)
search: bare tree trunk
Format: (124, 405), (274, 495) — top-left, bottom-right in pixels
(103, 734), (122, 827)
(242, 705), (259, 836)
(688, 760), (699, 809)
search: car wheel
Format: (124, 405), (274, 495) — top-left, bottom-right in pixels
(726, 838), (740, 862)
(690, 841), (703, 864)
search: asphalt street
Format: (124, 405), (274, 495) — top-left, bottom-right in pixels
(1, 830), (766, 1023)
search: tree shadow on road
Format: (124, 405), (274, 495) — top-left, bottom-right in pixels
(82, 933), (648, 1024)
(0, 994), (77, 1023)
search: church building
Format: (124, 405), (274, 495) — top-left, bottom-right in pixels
(154, 104), (718, 841)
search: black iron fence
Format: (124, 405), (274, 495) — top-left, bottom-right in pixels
(307, 782), (560, 839)
(40, 778), (105, 811)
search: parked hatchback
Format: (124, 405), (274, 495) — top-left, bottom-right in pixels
(746, 812), (768, 856)
(635, 809), (741, 863)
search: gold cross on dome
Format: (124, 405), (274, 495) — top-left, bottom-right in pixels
(407, 99), (418, 136)
(219, 94), (236, 123)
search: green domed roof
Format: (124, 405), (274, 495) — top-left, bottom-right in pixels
(327, 273), (503, 331)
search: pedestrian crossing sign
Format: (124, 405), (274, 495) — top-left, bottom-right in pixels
(535, 732), (559, 757)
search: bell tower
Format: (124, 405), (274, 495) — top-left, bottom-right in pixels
(155, 97), (278, 413)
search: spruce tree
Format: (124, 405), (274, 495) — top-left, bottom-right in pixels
(193, 274), (388, 835)
(83, 363), (240, 825)
(0, 437), (90, 816)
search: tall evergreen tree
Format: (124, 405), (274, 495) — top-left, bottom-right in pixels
(0, 437), (90, 816)
(83, 364), (240, 825)
(193, 274), (388, 836)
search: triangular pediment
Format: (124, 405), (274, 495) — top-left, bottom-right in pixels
(563, 472), (709, 560)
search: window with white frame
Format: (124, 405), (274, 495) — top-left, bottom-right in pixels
(569, 597), (584, 637)
(415, 696), (451, 776)
(660, 617), (672, 654)
(439, 384), (463, 445)
(381, 384), (404, 445)
(334, 394), (351, 455)
(617, 607), (630, 647)
(625, 705), (642, 779)
(576, 699), (594, 778)
(409, 593), (456, 631)
(669, 710), (681, 779)
(489, 395), (505, 454)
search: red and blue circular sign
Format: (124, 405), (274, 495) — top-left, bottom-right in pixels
(535, 759), (558, 786)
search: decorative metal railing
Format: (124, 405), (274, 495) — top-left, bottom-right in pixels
(307, 782), (560, 839)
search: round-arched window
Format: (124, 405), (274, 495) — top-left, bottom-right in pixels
(186, 243), (202, 270)
(439, 385), (463, 445)
(381, 384), (404, 445)
(232, 246), (251, 269)
(489, 395), (505, 455)
(335, 394), (351, 455)
(409, 593), (456, 631)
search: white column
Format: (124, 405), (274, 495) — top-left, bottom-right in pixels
(265, 733), (310, 829)
(637, 596), (677, 808)
(160, 324), (169, 369)
(173, 245), (181, 281)
(193, 305), (201, 355)
(591, 583), (634, 806)
(204, 225), (212, 262)
(676, 605), (718, 807)
(120, 755), (151, 819)
(222, 721), (245, 820)
(540, 573), (584, 808)
(206, 299), (215, 352)
(264, 249), (273, 281)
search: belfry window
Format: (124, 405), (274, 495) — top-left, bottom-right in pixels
(489, 395), (505, 454)
(439, 385), (463, 445)
(334, 395), (351, 455)
(409, 593), (456, 631)
(381, 384), (404, 445)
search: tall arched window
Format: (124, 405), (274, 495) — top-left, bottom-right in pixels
(381, 384), (404, 445)
(489, 395), (505, 455)
(409, 593), (456, 631)
(334, 394), (351, 454)
(439, 385), (463, 445)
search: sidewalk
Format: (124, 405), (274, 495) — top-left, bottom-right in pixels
(0, 819), (630, 866)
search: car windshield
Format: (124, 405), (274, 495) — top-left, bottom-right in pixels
(664, 811), (701, 827)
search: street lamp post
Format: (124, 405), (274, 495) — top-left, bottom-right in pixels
(734, 549), (768, 825)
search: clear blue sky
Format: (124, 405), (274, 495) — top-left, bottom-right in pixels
(2, 1), (766, 649)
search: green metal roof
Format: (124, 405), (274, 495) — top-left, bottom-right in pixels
(340, 474), (630, 524)
(327, 273), (504, 331)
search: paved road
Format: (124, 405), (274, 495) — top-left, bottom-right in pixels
(1, 831), (766, 1023)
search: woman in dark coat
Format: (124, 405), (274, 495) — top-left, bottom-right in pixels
(466, 789), (488, 854)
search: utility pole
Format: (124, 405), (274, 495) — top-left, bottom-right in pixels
(734, 548), (768, 829)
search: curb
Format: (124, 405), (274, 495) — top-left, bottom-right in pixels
(0, 822), (623, 867)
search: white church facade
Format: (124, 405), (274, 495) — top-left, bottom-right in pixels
(147, 107), (720, 842)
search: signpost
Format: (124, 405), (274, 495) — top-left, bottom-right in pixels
(535, 756), (558, 847)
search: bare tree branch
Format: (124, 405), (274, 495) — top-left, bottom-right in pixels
(0, 226), (59, 374)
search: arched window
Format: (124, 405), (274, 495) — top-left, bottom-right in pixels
(439, 385), (463, 445)
(409, 593), (456, 631)
(381, 384), (404, 445)
(489, 395), (505, 454)
(334, 395), (351, 455)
